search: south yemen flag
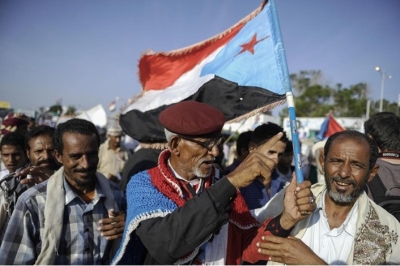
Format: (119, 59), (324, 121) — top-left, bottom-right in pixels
(120, 0), (289, 145)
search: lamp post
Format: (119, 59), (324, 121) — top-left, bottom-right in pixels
(375, 66), (392, 112)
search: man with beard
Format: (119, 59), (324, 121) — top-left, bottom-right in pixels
(0, 119), (126, 264)
(257, 130), (400, 265)
(112, 101), (316, 265)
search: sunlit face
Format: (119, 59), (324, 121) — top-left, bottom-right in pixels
(321, 137), (378, 204)
(1, 145), (27, 172)
(55, 132), (99, 189)
(174, 137), (219, 180)
(27, 135), (58, 170)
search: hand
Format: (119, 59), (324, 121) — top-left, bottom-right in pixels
(280, 174), (315, 229)
(227, 132), (283, 189)
(98, 210), (125, 240)
(257, 235), (327, 265)
(14, 166), (54, 186)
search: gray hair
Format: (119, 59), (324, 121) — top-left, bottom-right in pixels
(164, 128), (178, 149)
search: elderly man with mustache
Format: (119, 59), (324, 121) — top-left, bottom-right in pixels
(112, 101), (315, 265)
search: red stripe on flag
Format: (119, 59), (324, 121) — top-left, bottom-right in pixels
(326, 114), (344, 137)
(138, 23), (245, 91)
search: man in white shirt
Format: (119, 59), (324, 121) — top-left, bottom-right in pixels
(257, 130), (400, 265)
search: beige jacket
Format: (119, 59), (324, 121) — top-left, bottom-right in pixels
(97, 140), (129, 179)
(269, 182), (400, 265)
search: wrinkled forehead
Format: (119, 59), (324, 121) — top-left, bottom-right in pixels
(328, 136), (370, 158)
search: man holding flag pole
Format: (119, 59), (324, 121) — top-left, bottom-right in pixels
(113, 0), (314, 264)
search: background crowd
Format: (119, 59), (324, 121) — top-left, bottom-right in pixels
(0, 108), (399, 264)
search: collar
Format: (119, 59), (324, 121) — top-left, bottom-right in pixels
(64, 175), (105, 205)
(318, 190), (358, 237)
(167, 158), (201, 186)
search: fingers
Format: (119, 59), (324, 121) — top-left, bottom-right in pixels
(98, 213), (126, 240)
(18, 166), (53, 185)
(226, 133), (282, 189)
(295, 180), (315, 214)
(263, 132), (283, 150)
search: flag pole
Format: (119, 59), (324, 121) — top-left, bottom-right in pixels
(286, 92), (304, 183)
(269, 0), (304, 183)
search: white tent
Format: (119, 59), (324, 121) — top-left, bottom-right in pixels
(74, 104), (107, 128)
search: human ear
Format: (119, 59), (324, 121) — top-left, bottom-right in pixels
(170, 136), (181, 155)
(54, 150), (63, 165)
(367, 164), (380, 182)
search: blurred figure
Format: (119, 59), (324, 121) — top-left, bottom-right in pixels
(364, 112), (400, 221)
(275, 140), (294, 184)
(224, 130), (253, 175)
(308, 140), (327, 184)
(0, 133), (28, 241)
(119, 144), (163, 192)
(0, 133), (28, 180)
(97, 125), (130, 183)
(27, 117), (37, 131)
(239, 122), (288, 210)
(0, 113), (29, 137)
(0, 113), (29, 170)
(0, 126), (59, 241)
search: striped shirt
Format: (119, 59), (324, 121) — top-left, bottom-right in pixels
(0, 174), (126, 264)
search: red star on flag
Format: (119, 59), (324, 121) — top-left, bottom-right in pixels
(235, 33), (269, 57)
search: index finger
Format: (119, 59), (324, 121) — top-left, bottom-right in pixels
(13, 167), (32, 178)
(255, 132), (283, 155)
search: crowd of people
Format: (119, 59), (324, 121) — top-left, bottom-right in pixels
(0, 106), (398, 264)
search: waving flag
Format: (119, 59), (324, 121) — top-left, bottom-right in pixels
(316, 113), (345, 141)
(120, 0), (291, 144)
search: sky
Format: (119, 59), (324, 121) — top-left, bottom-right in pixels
(1, 0), (399, 117)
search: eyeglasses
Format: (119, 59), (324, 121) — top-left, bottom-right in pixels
(179, 135), (223, 151)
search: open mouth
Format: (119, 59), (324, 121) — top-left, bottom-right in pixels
(334, 180), (354, 191)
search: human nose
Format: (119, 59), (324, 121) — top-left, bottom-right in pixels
(209, 144), (219, 157)
(42, 150), (51, 160)
(338, 162), (351, 178)
(80, 154), (90, 168)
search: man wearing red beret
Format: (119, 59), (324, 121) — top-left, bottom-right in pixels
(113, 101), (315, 265)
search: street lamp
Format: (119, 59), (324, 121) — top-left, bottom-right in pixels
(375, 66), (392, 112)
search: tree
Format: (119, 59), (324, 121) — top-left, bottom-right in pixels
(48, 104), (63, 115)
(333, 83), (369, 117)
(279, 71), (400, 119)
(65, 106), (76, 116)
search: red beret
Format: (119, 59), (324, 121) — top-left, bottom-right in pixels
(159, 101), (225, 138)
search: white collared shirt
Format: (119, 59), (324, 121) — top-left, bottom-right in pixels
(301, 190), (359, 265)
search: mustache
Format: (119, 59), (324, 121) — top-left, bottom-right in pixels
(37, 159), (52, 166)
(332, 176), (356, 186)
(73, 167), (96, 173)
(198, 157), (215, 164)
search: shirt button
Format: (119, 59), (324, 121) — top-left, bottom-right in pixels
(84, 247), (91, 252)
(84, 227), (89, 232)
